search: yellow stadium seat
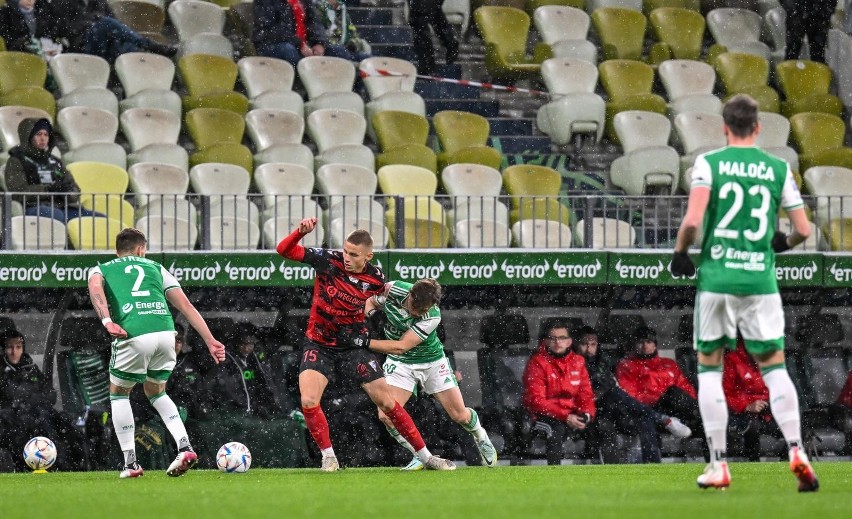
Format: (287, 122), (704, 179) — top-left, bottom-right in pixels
(591, 7), (647, 61)
(433, 111), (503, 171)
(80, 195), (136, 229)
(0, 52), (56, 118)
(510, 197), (572, 226)
(178, 54), (248, 115)
(474, 6), (551, 81)
(648, 7), (705, 64)
(66, 216), (125, 250)
(790, 112), (852, 172)
(599, 60), (667, 142)
(67, 162), (129, 194)
(775, 60), (843, 118)
(825, 218), (852, 251)
(502, 164), (562, 207)
(713, 52), (780, 113)
(385, 196), (450, 249)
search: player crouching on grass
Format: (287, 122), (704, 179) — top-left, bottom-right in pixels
(361, 278), (497, 470)
(88, 228), (227, 479)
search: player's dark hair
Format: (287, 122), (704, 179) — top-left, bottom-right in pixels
(545, 320), (572, 338)
(346, 229), (373, 248)
(2, 328), (24, 348)
(410, 278), (441, 313)
(116, 228), (147, 253)
(575, 325), (598, 340)
(722, 94), (759, 138)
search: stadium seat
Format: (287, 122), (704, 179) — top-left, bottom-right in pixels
(372, 111), (437, 172)
(67, 161), (129, 194)
(255, 163), (315, 208)
(0, 52), (56, 119)
(574, 217), (636, 248)
(307, 109), (374, 171)
(115, 52), (182, 117)
(713, 52), (780, 113)
(177, 33), (234, 60)
(442, 163), (505, 223)
(764, 6), (786, 64)
(804, 166), (852, 227)
(263, 216), (324, 248)
(453, 219), (512, 248)
(189, 162), (251, 195)
(674, 112), (726, 180)
(0, 106), (52, 152)
(706, 8), (771, 60)
(365, 92), (427, 144)
(386, 196), (450, 249)
(754, 111), (799, 172)
(474, 6), (551, 81)
(825, 218), (852, 251)
(298, 56), (364, 117)
(135, 198), (199, 225)
(359, 57), (418, 100)
(527, 0), (585, 16)
(510, 197), (572, 226)
(503, 164), (561, 203)
(536, 57), (606, 146)
(135, 215), (197, 251)
(316, 163), (377, 207)
(610, 111), (680, 195)
(532, 5), (597, 64)
(648, 7), (705, 63)
(244, 108), (312, 166)
(120, 107), (182, 160)
(80, 194), (135, 229)
(10, 216), (66, 250)
(326, 198), (385, 226)
(378, 164), (437, 196)
(775, 60), (843, 118)
(262, 196), (321, 223)
(208, 216), (261, 250)
(237, 57), (303, 115)
(66, 216), (125, 250)
(586, 0), (642, 11)
(168, 0), (226, 41)
(447, 198), (510, 226)
(179, 54), (248, 115)
(56, 88), (119, 116)
(57, 107), (118, 150)
(642, 0), (699, 12)
(129, 162), (190, 196)
(48, 53), (110, 96)
(590, 7), (647, 61)
(790, 112), (852, 173)
(511, 219), (573, 248)
(433, 111), (502, 171)
(185, 108), (253, 172)
(598, 60), (667, 142)
(327, 218), (389, 248)
(658, 59), (720, 121)
(110, 0), (166, 40)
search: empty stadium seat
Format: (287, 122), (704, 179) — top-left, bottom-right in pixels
(511, 219), (573, 248)
(81, 195), (135, 228)
(533, 5), (597, 64)
(442, 163), (506, 223)
(387, 196), (450, 249)
(378, 164), (437, 197)
(135, 215), (198, 251)
(10, 216), (66, 250)
(610, 111), (680, 195)
(66, 216), (125, 250)
(49, 53), (117, 114)
(648, 7), (705, 63)
(129, 162), (190, 196)
(790, 112), (852, 172)
(359, 57), (418, 99)
(706, 8), (771, 60)
(453, 219), (512, 248)
(658, 59), (720, 121)
(57, 107), (118, 150)
(575, 217), (636, 248)
(316, 163), (377, 207)
(67, 161), (129, 194)
(263, 216), (324, 248)
(775, 60), (843, 118)
(503, 164), (561, 203)
(209, 216), (261, 250)
(713, 52), (780, 113)
(120, 108), (183, 167)
(591, 7), (647, 61)
(298, 56), (364, 117)
(307, 109), (374, 171)
(238, 56), (304, 115)
(804, 166), (852, 227)
(185, 108), (253, 172)
(372, 111), (437, 172)
(365, 91), (428, 144)
(244, 109), (312, 166)
(56, 88), (119, 116)
(754, 111), (799, 172)
(115, 52), (182, 116)
(586, 0), (642, 11)
(824, 218), (852, 251)
(135, 198), (199, 225)
(326, 198), (385, 225)
(168, 0), (226, 41)
(179, 54), (248, 115)
(764, 6), (786, 64)
(189, 162), (251, 195)
(599, 60), (667, 142)
(0, 52), (56, 118)
(474, 6), (551, 81)
(255, 163), (315, 208)
(434, 111), (502, 171)
(177, 33), (234, 60)
(674, 112), (726, 180)
(536, 57), (606, 145)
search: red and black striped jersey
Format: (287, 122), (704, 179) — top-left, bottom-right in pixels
(277, 229), (386, 346)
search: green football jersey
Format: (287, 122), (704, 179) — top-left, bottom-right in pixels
(373, 281), (445, 364)
(691, 145), (804, 295)
(89, 256), (180, 339)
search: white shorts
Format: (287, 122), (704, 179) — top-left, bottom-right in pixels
(694, 291), (785, 355)
(383, 356), (458, 395)
(109, 330), (177, 387)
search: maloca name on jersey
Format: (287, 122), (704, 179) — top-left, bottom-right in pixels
(719, 160), (775, 181)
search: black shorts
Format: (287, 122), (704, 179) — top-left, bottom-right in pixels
(299, 338), (384, 385)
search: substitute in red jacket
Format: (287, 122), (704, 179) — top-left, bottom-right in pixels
(615, 326), (703, 440)
(522, 320), (595, 465)
(723, 338), (783, 461)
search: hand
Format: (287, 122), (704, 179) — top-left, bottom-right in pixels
(771, 231), (791, 253)
(312, 44), (325, 56)
(336, 324), (371, 349)
(566, 414), (587, 430)
(206, 338), (226, 364)
(105, 322), (128, 339)
(298, 217), (318, 235)
(670, 251), (696, 277)
(746, 400), (768, 413)
(300, 43), (313, 57)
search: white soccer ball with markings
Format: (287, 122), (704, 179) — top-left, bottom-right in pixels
(23, 436), (57, 471)
(217, 442), (252, 473)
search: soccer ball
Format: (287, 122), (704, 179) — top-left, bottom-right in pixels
(217, 442), (252, 473)
(23, 436), (57, 471)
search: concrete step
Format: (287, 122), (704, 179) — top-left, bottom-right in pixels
(425, 99), (500, 117)
(415, 80), (480, 100)
(489, 135), (553, 154)
(487, 117), (535, 136)
(357, 25), (412, 45)
(347, 7), (394, 25)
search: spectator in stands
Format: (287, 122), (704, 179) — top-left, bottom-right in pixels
(832, 368), (852, 454)
(522, 321), (595, 465)
(313, 0), (371, 60)
(4, 118), (100, 224)
(253, 0), (363, 68)
(783, 0), (836, 63)
(408, 0), (458, 75)
(0, 0), (62, 58)
(575, 326), (691, 464)
(615, 326), (704, 440)
(210, 322), (282, 418)
(723, 337), (784, 461)
(0, 329), (87, 471)
(43, 0), (176, 62)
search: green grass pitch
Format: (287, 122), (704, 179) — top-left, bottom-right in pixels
(1, 463), (850, 519)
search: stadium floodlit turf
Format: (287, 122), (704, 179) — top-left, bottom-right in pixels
(1, 462), (850, 519)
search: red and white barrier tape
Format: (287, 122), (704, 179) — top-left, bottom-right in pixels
(358, 67), (551, 98)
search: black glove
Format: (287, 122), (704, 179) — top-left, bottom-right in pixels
(670, 251), (696, 277)
(336, 324), (371, 349)
(771, 231), (791, 253)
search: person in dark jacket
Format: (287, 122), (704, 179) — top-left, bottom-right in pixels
(575, 326), (691, 464)
(3, 118), (98, 223)
(211, 322), (282, 418)
(253, 0), (362, 67)
(521, 321), (595, 465)
(408, 0), (457, 75)
(783, 0), (836, 63)
(43, 0), (175, 62)
(0, 0), (60, 56)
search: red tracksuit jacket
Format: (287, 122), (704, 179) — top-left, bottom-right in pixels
(522, 343), (596, 421)
(615, 353), (696, 406)
(722, 345), (770, 414)
(837, 371), (852, 409)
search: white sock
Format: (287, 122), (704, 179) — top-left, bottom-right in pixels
(763, 365), (802, 448)
(386, 426), (417, 455)
(415, 447), (432, 462)
(110, 396), (136, 465)
(460, 407), (488, 442)
(698, 368), (728, 463)
(150, 393), (191, 450)
(321, 448), (336, 458)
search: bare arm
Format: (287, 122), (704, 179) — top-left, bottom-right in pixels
(784, 206), (811, 249)
(87, 274), (127, 338)
(166, 288), (225, 363)
(369, 329), (423, 356)
(675, 186), (710, 253)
